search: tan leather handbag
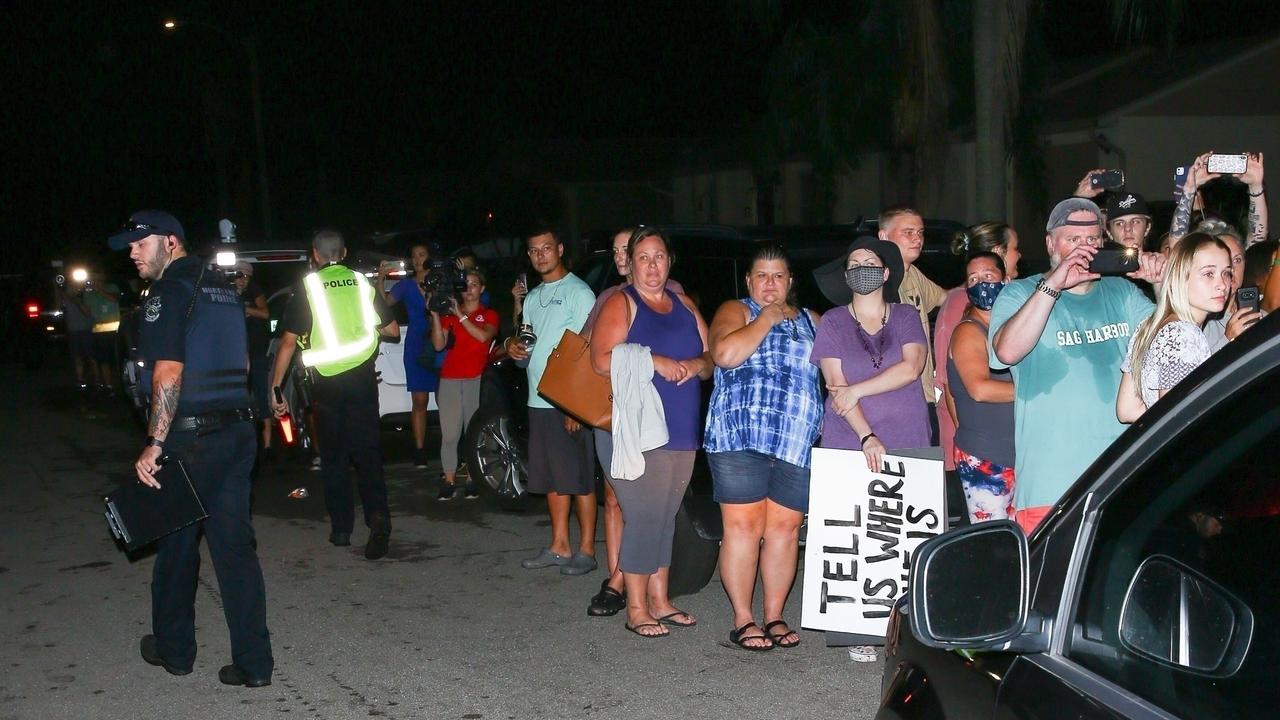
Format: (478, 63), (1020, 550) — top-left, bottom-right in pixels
(537, 329), (613, 430)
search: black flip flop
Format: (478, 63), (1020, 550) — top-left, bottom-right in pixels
(657, 611), (697, 628)
(729, 622), (774, 652)
(626, 622), (668, 639)
(763, 620), (800, 648)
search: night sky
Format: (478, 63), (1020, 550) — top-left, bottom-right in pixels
(5, 0), (1279, 272)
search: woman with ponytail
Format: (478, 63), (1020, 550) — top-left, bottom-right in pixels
(947, 252), (1016, 522)
(934, 223), (1021, 520)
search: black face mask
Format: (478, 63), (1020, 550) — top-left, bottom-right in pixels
(844, 265), (886, 295)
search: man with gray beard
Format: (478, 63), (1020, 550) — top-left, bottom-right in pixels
(988, 198), (1164, 533)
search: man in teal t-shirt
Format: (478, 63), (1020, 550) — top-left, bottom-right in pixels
(505, 227), (599, 576)
(989, 198), (1164, 533)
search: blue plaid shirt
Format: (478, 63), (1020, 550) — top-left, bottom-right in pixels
(704, 299), (823, 468)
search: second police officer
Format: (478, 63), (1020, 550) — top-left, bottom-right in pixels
(111, 210), (274, 688)
(271, 229), (399, 559)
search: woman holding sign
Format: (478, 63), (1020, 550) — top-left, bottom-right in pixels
(705, 244), (823, 652)
(809, 236), (928, 663)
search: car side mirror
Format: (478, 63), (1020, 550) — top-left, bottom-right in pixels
(909, 520), (1030, 649)
(1119, 555), (1254, 677)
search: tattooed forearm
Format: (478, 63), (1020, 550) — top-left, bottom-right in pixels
(147, 374), (182, 440)
(1247, 195), (1267, 248)
(1169, 190), (1194, 242)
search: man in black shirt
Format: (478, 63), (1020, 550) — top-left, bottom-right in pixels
(110, 210), (273, 688)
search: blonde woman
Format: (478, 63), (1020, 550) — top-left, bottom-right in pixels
(1117, 233), (1233, 422)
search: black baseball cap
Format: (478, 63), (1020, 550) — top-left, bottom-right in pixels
(107, 210), (186, 250)
(1105, 192), (1151, 221)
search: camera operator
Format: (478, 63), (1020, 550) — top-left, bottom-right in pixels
(429, 268), (496, 499)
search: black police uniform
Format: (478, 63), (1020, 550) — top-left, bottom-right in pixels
(138, 254), (273, 679)
(280, 264), (394, 542)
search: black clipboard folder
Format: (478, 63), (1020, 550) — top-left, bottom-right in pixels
(104, 460), (208, 551)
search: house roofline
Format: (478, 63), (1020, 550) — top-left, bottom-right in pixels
(1046, 47), (1152, 96)
(1099, 34), (1280, 122)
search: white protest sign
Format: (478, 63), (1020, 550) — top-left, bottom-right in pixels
(800, 447), (946, 636)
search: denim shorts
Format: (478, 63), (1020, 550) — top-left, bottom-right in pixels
(707, 450), (810, 512)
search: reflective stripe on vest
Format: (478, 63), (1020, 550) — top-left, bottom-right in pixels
(300, 266), (380, 376)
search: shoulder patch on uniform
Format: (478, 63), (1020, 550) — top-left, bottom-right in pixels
(144, 296), (162, 322)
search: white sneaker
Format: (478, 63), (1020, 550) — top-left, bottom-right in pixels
(848, 645), (878, 663)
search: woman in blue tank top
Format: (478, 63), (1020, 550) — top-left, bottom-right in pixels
(705, 244), (822, 651)
(589, 228), (712, 639)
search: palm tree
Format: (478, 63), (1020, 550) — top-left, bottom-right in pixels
(753, 1), (950, 214)
(973, 0), (1029, 220)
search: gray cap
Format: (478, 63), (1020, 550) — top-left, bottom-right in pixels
(1046, 198), (1103, 232)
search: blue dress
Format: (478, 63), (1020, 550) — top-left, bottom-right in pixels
(390, 278), (439, 393)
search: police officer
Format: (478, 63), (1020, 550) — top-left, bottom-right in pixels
(270, 229), (399, 559)
(109, 210), (273, 688)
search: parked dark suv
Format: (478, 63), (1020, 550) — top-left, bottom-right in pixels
(877, 311), (1280, 719)
(463, 221), (964, 595)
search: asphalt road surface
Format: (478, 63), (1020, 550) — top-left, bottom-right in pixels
(0, 358), (881, 720)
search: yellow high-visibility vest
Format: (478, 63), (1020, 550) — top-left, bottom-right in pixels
(300, 264), (380, 376)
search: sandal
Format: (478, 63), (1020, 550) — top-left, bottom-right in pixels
(625, 622), (668, 639)
(763, 620), (800, 648)
(657, 610), (697, 628)
(729, 622), (774, 652)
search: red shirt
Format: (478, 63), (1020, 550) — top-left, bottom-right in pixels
(439, 306), (496, 379)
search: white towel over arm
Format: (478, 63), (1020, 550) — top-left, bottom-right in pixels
(609, 343), (668, 480)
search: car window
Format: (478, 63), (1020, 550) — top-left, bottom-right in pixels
(576, 253), (620, 295)
(668, 256), (740, 321)
(1066, 365), (1280, 717)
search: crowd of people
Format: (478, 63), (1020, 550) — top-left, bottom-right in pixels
(115, 150), (1276, 686)
(485, 151), (1273, 661)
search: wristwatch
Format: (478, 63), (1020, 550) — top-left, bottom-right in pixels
(1035, 277), (1062, 299)
(145, 436), (164, 449)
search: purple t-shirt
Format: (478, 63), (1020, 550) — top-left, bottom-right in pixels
(809, 304), (930, 451)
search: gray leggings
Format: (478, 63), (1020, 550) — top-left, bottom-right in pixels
(610, 449), (695, 575)
(438, 377), (481, 473)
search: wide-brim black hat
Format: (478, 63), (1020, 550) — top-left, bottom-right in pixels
(812, 236), (904, 306)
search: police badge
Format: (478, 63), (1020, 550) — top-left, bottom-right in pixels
(144, 296), (162, 322)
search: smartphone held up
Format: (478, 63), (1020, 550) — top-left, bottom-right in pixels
(1090, 169), (1125, 191)
(1206, 153), (1249, 175)
(1088, 245), (1140, 275)
(1236, 286), (1260, 316)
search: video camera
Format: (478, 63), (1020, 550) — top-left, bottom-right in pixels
(421, 257), (467, 314)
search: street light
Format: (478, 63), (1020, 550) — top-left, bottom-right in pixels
(163, 18), (273, 243)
